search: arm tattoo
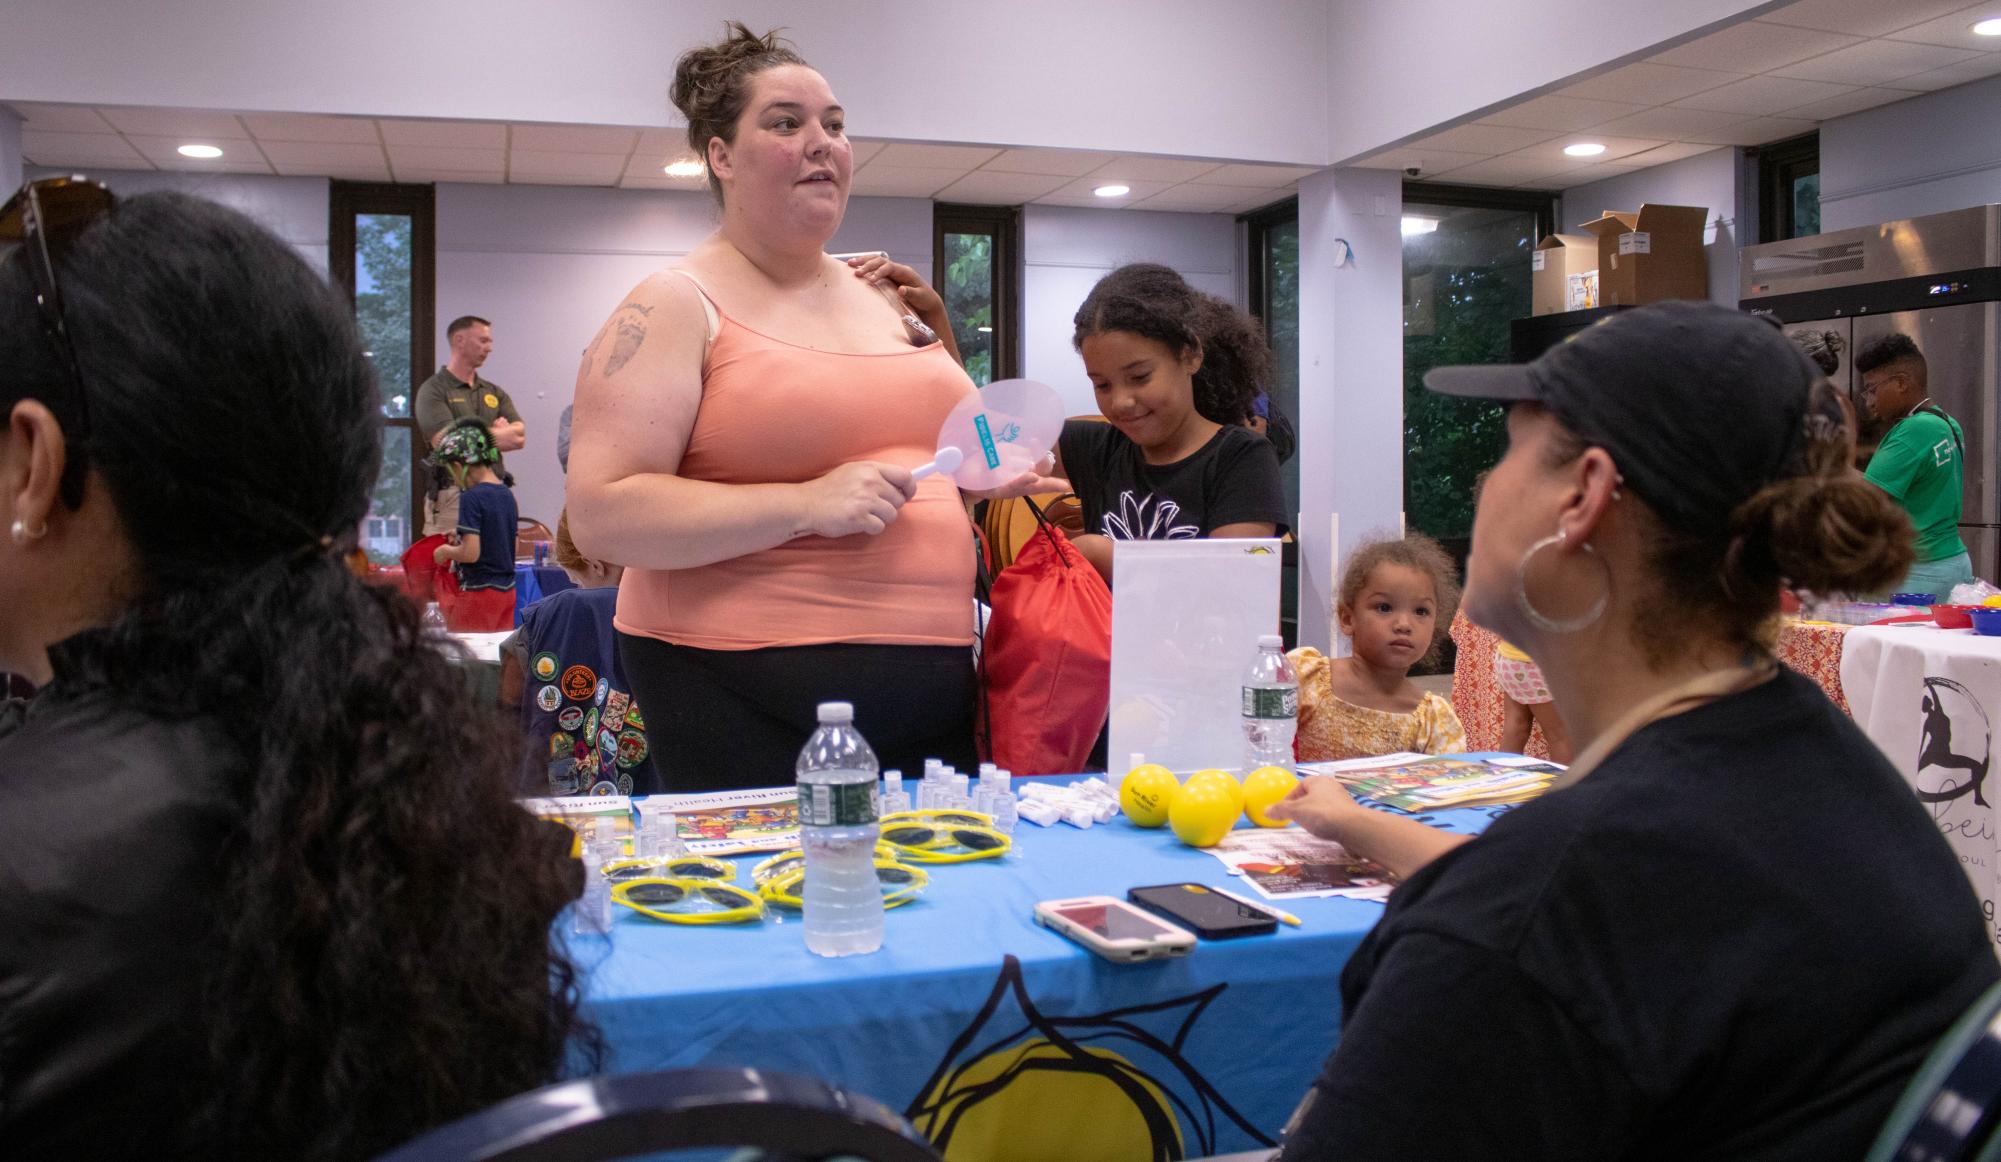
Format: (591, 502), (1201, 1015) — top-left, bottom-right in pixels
(601, 301), (654, 377)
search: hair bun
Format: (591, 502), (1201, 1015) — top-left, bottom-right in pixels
(1725, 472), (1914, 600)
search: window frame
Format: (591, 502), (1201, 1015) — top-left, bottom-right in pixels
(1755, 132), (1821, 244)
(1403, 181), (1558, 242)
(329, 180), (436, 539)
(932, 203), (1022, 382)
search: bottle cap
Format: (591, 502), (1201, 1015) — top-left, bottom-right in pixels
(1259, 634), (1283, 649)
(816, 701), (854, 721)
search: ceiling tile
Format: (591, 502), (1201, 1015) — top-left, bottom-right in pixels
(1613, 141), (1731, 167)
(395, 169), (506, 185)
(1557, 62), (1741, 104)
(618, 174), (710, 191)
(1756, 0), (1986, 38)
(636, 128), (689, 153)
(1783, 86), (1922, 119)
(18, 130), (145, 167)
(1672, 73), (1861, 114)
(1349, 146), (1490, 177)
(1651, 21), (1863, 71)
(386, 144), (504, 172)
(1479, 93), (1647, 131)
(1230, 190), (1295, 214)
(1680, 115), (1818, 145)
(1590, 104), (1751, 137)
(1770, 38), (1984, 84)
(1550, 163), (1644, 189)
(1032, 195), (1123, 208)
(870, 142), (1002, 168)
(1051, 176), (1176, 200)
(1427, 155), (1570, 185)
(272, 158), (392, 181)
(509, 150), (626, 181)
(508, 123), (640, 154)
(932, 170), (1071, 203)
(1087, 156), (1223, 182)
(1506, 134), (1671, 165)
(847, 165), (964, 197)
(1888, 52), (2001, 89)
(380, 119), (507, 148)
(1132, 184), (1270, 212)
(125, 134), (268, 169)
(1188, 162), (1320, 186)
(6, 102), (114, 133)
(850, 140), (885, 165)
(980, 147), (1120, 176)
(97, 106), (247, 138)
(259, 140), (389, 170)
(1407, 122), (1559, 153)
(240, 113), (379, 144)
(511, 170), (620, 187)
(1887, 5), (2001, 48)
(127, 137), (274, 174)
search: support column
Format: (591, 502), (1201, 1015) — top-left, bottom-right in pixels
(0, 106), (22, 193)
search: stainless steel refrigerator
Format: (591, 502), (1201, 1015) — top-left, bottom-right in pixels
(1741, 205), (2001, 580)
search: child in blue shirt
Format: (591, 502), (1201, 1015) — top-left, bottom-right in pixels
(430, 418), (517, 631)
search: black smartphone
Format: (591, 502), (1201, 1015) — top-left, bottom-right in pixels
(1127, 883), (1278, 940)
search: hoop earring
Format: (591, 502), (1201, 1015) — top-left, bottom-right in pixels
(10, 518), (47, 544)
(1515, 529), (1610, 634)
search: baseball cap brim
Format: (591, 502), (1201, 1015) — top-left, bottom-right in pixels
(1422, 363), (1541, 402)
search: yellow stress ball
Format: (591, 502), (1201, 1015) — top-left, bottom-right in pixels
(1242, 766), (1299, 827)
(1120, 764), (1179, 828)
(1169, 779), (1242, 848)
(1985, 594), (2001, 608)
(1183, 769), (1244, 817)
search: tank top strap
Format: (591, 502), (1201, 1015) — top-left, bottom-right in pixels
(665, 269), (724, 350)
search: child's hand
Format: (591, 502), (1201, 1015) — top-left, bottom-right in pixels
(1263, 776), (1365, 842)
(848, 254), (944, 319)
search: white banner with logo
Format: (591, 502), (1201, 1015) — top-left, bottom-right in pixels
(1842, 625), (2001, 953)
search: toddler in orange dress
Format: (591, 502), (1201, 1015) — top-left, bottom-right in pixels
(1289, 534), (1468, 760)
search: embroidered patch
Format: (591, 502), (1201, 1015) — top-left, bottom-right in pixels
(624, 702), (646, 731)
(531, 652), (559, 682)
(594, 677), (610, 704)
(561, 665), (597, 701)
(616, 729), (649, 769)
(484, 392), (500, 409)
(549, 730), (574, 757)
(535, 684), (561, 712)
(587, 779), (619, 797)
(557, 706), (585, 732)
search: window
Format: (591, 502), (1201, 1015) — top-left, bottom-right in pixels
(933, 204), (1021, 385)
(1758, 133), (1821, 243)
(1245, 196), (1300, 644)
(330, 182), (435, 565)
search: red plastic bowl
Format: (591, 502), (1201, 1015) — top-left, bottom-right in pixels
(1935, 604), (1980, 629)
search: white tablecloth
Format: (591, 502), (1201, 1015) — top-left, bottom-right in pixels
(446, 630), (511, 665)
(1842, 624), (2001, 950)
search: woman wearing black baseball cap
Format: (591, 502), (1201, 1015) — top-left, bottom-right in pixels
(1271, 301), (1997, 1159)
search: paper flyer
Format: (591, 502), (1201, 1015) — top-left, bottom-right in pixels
(1305, 754), (1566, 811)
(646, 786), (801, 856)
(1203, 829), (1395, 902)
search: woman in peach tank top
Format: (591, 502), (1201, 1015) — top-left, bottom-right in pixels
(564, 26), (1059, 791)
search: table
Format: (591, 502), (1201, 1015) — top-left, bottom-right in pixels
(579, 781), (1504, 1162)
(448, 630), (511, 707)
(1842, 624), (2001, 952)
(1451, 614), (1852, 752)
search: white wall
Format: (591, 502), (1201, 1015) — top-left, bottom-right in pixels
(0, 0), (1329, 165)
(1296, 166), (1404, 653)
(1561, 147), (1743, 306)
(1820, 76), (2001, 233)
(22, 166), (330, 275)
(1022, 206), (1243, 418)
(1324, 0), (1779, 163)
(436, 184), (935, 529)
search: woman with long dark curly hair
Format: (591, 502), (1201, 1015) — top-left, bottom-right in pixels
(0, 182), (596, 1160)
(1052, 261), (1288, 583)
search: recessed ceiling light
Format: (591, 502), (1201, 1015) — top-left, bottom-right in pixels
(1563, 142), (1608, 158)
(1974, 16), (2001, 35)
(1093, 183), (1131, 198)
(663, 160), (705, 178)
(1401, 215), (1439, 237)
(177, 144), (224, 159)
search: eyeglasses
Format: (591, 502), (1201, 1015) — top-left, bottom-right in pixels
(0, 176), (116, 492)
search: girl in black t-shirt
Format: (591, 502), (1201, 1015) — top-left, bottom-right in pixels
(1053, 263), (1287, 583)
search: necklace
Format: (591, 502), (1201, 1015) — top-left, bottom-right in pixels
(1551, 659), (1777, 790)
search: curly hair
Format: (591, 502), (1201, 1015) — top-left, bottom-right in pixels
(671, 21), (808, 202)
(0, 191), (599, 1160)
(1854, 331), (1924, 375)
(1787, 328), (1844, 377)
(1337, 533), (1462, 668)
(1072, 262), (1272, 427)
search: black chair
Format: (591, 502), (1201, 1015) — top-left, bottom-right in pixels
(371, 1067), (943, 1162)
(1866, 981), (2001, 1162)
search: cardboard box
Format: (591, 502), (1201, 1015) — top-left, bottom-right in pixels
(1531, 234), (1598, 316)
(1577, 204), (1709, 306)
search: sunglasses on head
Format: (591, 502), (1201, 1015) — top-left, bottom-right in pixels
(1, 177), (117, 500)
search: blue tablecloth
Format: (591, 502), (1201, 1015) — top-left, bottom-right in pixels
(576, 778), (1507, 1159)
(514, 564), (577, 624)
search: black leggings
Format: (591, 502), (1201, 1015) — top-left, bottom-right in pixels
(617, 634), (978, 792)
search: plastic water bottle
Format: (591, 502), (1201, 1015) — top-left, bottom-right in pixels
(1241, 634), (1298, 771)
(796, 701), (883, 957)
(422, 601), (447, 636)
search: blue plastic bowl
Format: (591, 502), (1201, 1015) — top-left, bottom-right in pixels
(1892, 592), (1935, 606)
(1968, 608), (2001, 636)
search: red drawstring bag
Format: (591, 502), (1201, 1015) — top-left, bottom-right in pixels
(979, 501), (1112, 776)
